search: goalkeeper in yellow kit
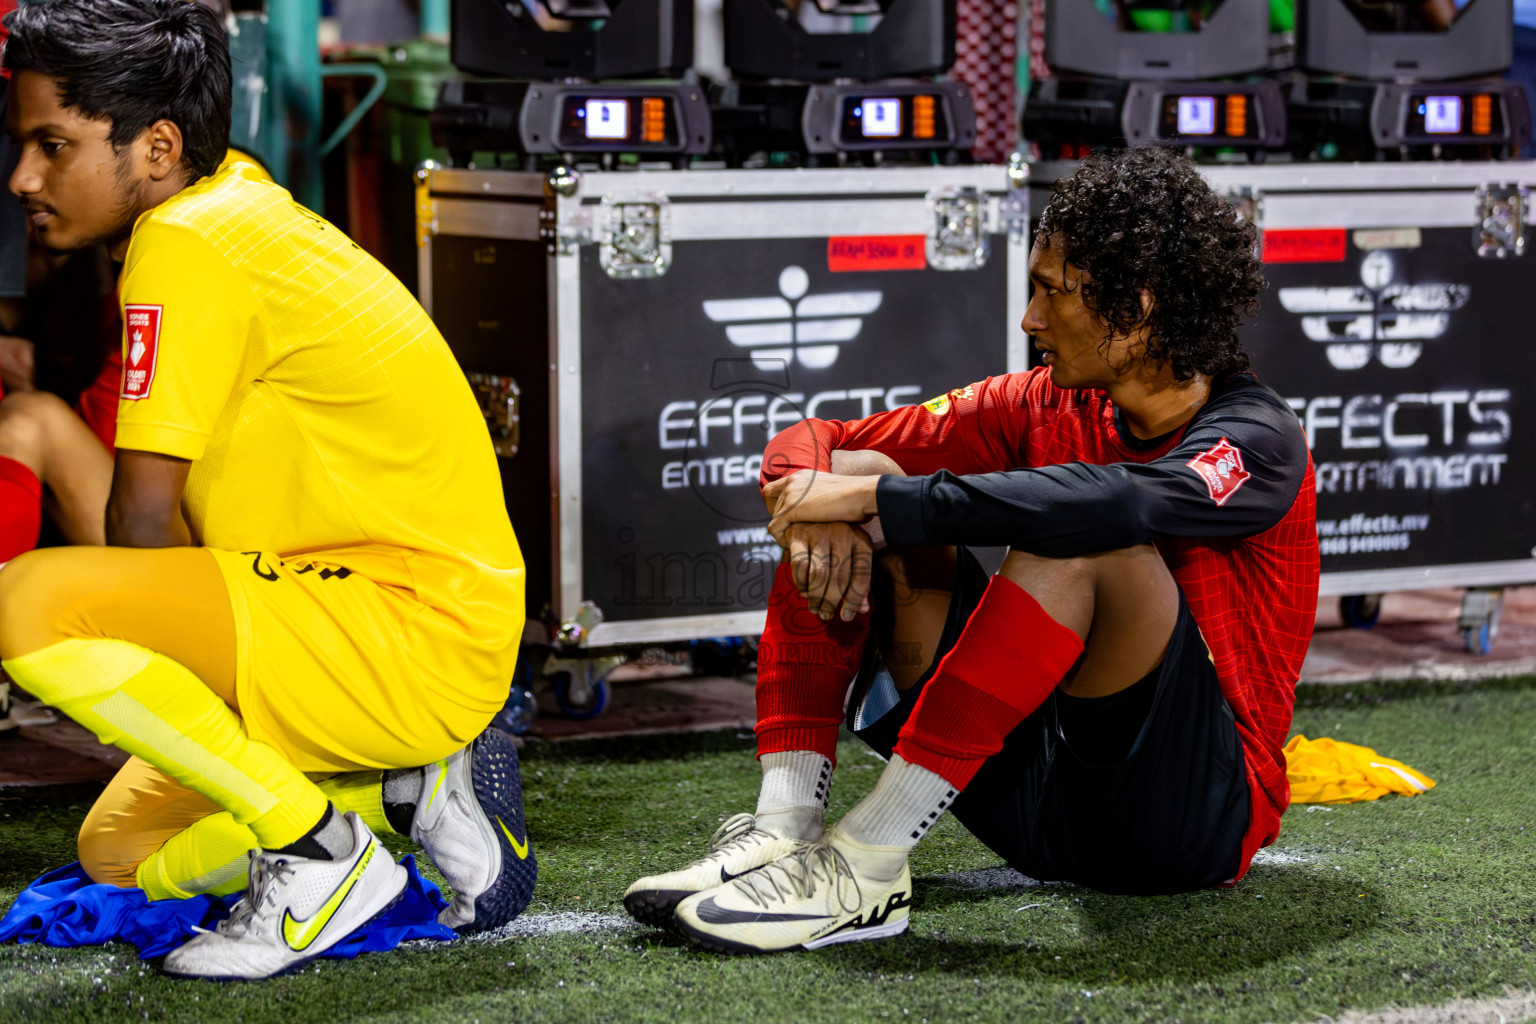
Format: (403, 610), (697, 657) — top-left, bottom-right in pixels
(0, 0), (534, 978)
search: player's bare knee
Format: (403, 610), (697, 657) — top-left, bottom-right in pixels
(830, 449), (905, 477)
(1002, 544), (1165, 592)
(0, 392), (49, 474)
(999, 547), (1096, 593)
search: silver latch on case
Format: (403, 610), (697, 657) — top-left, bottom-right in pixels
(540, 167), (595, 255)
(600, 197), (672, 278)
(1000, 155), (1030, 243)
(927, 187), (989, 271)
(1475, 184), (1527, 259)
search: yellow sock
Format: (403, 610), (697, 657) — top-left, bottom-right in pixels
(132, 771), (395, 901)
(136, 811), (254, 901)
(318, 771), (394, 837)
(3, 638), (327, 849)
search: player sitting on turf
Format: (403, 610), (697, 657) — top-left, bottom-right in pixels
(0, 0), (534, 978)
(0, 245), (122, 565)
(625, 146), (1320, 953)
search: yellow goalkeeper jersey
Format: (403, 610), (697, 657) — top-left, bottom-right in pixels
(114, 160), (524, 665)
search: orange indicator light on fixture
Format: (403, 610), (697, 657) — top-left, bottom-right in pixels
(1472, 94), (1493, 135)
(642, 97), (666, 143)
(913, 94), (936, 140)
(1225, 94), (1247, 137)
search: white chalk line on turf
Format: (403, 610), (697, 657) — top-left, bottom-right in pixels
(463, 912), (639, 943)
(938, 867), (1049, 890)
(1250, 849), (1316, 866)
(395, 911), (640, 951)
(1303, 990), (1536, 1024)
(495, 912), (636, 938)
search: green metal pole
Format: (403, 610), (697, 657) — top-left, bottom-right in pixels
(266, 0), (322, 211)
(227, 12), (281, 176)
(421, 0), (450, 40)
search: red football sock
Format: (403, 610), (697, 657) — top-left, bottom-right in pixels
(0, 455), (42, 563)
(895, 576), (1085, 790)
(754, 560), (870, 766)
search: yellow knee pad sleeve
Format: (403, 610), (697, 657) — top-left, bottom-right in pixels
(134, 811), (255, 901)
(4, 638), (325, 848)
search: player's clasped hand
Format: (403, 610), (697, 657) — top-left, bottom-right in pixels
(762, 470), (882, 540)
(763, 470), (883, 622)
(782, 522), (874, 623)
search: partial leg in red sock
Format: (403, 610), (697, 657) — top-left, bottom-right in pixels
(754, 561), (870, 765)
(895, 575), (1085, 790)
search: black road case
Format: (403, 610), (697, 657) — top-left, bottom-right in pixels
(417, 164), (1028, 672)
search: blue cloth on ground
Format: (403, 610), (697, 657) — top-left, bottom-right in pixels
(0, 855), (456, 959)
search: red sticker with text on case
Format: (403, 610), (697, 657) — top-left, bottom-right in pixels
(1187, 438), (1251, 506)
(828, 235), (928, 272)
(1260, 228), (1346, 264)
(121, 305), (163, 401)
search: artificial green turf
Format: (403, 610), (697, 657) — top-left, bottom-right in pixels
(0, 681), (1532, 1024)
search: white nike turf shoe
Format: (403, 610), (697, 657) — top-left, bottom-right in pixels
(623, 813), (816, 927)
(411, 727), (537, 934)
(162, 812), (406, 980)
(673, 827), (912, 954)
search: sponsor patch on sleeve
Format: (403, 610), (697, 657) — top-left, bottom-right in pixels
(121, 305), (163, 401)
(1186, 438), (1251, 506)
(920, 385), (975, 416)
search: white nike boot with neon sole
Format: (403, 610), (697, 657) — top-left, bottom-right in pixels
(162, 812), (405, 980)
(673, 826), (912, 954)
(623, 813), (817, 927)
(411, 727), (537, 934)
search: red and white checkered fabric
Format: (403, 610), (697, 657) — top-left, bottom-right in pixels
(1027, 0), (1051, 82)
(948, 0), (1018, 163)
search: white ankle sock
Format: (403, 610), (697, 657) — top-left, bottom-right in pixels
(836, 754), (957, 850)
(755, 750), (832, 840)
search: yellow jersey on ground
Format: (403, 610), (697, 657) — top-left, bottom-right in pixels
(114, 161), (524, 658)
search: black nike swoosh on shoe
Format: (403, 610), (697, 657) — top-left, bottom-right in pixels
(693, 896), (832, 926)
(718, 865), (756, 884)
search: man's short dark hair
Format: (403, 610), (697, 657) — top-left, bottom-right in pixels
(2, 0), (231, 182)
(1036, 146), (1264, 381)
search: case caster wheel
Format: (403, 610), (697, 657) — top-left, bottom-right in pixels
(493, 644), (544, 735)
(1338, 593), (1383, 630)
(493, 682), (539, 736)
(690, 637), (753, 677)
(1457, 588), (1503, 656)
(553, 670), (611, 720)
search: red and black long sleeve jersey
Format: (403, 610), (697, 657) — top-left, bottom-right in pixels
(761, 366), (1320, 880)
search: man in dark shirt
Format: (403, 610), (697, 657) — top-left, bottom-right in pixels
(625, 146), (1320, 954)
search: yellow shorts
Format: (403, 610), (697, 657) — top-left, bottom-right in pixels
(1, 545), (513, 775)
(208, 548), (510, 774)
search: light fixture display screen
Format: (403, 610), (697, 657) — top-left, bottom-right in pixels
(1422, 96), (1463, 134)
(1176, 96), (1217, 135)
(584, 99), (629, 140)
(861, 98), (902, 138)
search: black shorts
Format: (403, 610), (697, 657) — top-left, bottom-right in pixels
(847, 548), (1250, 896)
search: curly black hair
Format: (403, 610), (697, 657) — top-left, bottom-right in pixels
(1035, 146), (1264, 381)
